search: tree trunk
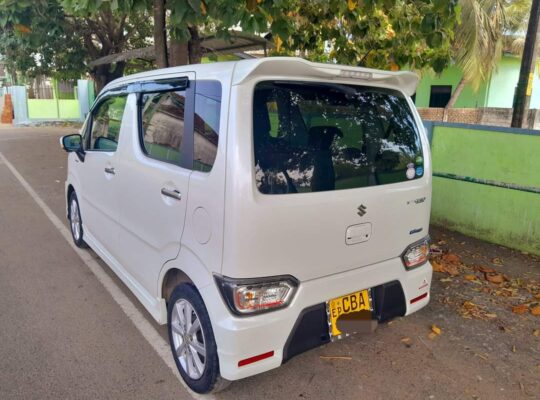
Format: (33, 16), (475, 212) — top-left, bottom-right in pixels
(153, 0), (168, 68)
(188, 26), (203, 64)
(169, 39), (189, 66)
(511, 0), (540, 128)
(92, 62), (127, 94)
(442, 78), (467, 122)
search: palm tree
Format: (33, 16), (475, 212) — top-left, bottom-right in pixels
(443, 0), (506, 120)
(504, 0), (533, 55)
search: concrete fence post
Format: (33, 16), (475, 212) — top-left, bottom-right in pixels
(11, 86), (29, 125)
(77, 80), (90, 121)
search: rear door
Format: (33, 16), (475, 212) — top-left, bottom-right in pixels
(225, 80), (430, 282)
(115, 75), (194, 295)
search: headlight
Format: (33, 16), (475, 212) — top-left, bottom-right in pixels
(214, 274), (299, 315)
(401, 236), (430, 270)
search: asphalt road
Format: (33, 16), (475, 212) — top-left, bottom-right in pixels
(0, 126), (538, 400)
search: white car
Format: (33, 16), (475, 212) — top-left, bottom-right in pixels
(61, 57), (432, 394)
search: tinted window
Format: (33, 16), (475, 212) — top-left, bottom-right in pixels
(88, 96), (127, 151)
(253, 81), (423, 194)
(194, 81), (221, 172)
(141, 90), (185, 164)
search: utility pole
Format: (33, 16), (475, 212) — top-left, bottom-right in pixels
(511, 0), (540, 128)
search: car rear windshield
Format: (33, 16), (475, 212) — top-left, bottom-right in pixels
(253, 81), (424, 194)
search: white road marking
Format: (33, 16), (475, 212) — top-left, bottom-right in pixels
(0, 151), (213, 400)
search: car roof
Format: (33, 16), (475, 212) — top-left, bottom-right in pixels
(101, 57), (419, 96)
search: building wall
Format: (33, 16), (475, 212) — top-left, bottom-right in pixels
(415, 65), (489, 108)
(415, 55), (540, 109)
(485, 56), (540, 108)
(429, 122), (540, 255)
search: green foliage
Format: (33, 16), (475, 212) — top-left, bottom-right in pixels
(0, 1), (86, 81)
(453, 0), (505, 90)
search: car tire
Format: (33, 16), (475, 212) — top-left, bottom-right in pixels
(167, 283), (229, 394)
(68, 192), (88, 248)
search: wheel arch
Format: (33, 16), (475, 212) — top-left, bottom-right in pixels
(159, 247), (215, 304)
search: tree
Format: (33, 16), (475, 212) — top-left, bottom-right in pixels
(62, 0), (153, 92)
(442, 0), (505, 120)
(0, 0), (86, 83)
(160, 0), (459, 72)
(153, 0), (168, 68)
(510, 0), (540, 127)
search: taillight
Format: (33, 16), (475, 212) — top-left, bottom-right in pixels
(214, 275), (299, 316)
(401, 237), (430, 270)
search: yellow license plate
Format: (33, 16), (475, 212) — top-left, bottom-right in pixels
(328, 289), (372, 337)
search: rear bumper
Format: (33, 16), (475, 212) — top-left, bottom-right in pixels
(200, 257), (432, 381)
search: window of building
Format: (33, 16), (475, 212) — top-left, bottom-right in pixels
(429, 85), (452, 108)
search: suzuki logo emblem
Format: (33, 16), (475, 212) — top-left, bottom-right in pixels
(357, 204), (367, 217)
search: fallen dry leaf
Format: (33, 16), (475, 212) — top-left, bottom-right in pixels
(535, 293), (540, 300)
(431, 260), (445, 273)
(464, 274), (477, 281)
(485, 273), (505, 284)
(431, 259), (460, 276)
(431, 324), (442, 335)
(492, 257), (504, 266)
(477, 265), (496, 274)
(512, 304), (529, 315)
(531, 306), (540, 316)
(400, 337), (412, 347)
(428, 332), (438, 340)
(533, 330), (539, 337)
(443, 253), (461, 265)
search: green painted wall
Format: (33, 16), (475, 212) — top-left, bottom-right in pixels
(27, 99), (58, 119)
(430, 124), (540, 255)
(59, 99), (80, 119)
(27, 99), (80, 119)
(415, 65), (489, 108)
(415, 55), (540, 109)
(485, 56), (540, 108)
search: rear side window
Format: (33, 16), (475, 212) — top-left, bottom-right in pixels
(194, 81), (221, 172)
(88, 95), (127, 151)
(141, 90), (186, 164)
(253, 81), (423, 194)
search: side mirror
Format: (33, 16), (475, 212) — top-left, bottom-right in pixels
(60, 134), (85, 162)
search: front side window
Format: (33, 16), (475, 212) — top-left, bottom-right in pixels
(193, 81), (221, 172)
(141, 90), (186, 164)
(88, 95), (127, 151)
(253, 81), (424, 195)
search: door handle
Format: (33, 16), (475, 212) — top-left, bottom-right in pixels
(161, 188), (182, 200)
(104, 167), (115, 175)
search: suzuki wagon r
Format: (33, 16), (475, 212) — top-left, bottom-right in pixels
(60, 57), (432, 394)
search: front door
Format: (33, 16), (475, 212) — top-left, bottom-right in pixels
(115, 76), (194, 296)
(77, 95), (128, 257)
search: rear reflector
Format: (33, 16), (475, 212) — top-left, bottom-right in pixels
(238, 351), (274, 367)
(410, 293), (428, 304)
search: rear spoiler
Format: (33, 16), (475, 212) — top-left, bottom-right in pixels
(232, 57), (419, 96)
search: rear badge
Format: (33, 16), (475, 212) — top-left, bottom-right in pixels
(357, 204), (367, 217)
(406, 163), (415, 180)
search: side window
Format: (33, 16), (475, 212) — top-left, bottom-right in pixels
(88, 96), (127, 151)
(193, 81), (221, 172)
(141, 90), (185, 164)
